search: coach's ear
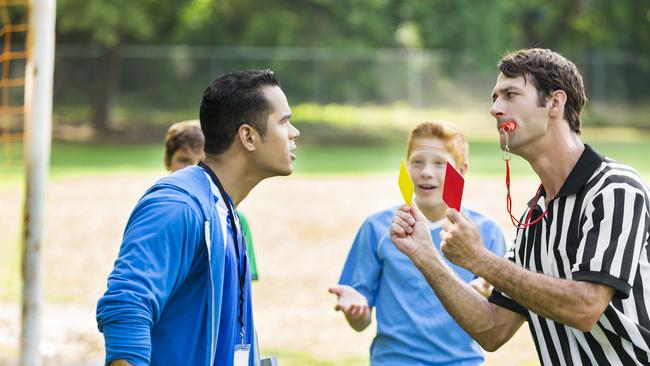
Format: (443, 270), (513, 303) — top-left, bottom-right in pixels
(238, 124), (258, 152)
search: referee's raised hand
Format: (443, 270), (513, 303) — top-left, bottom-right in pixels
(390, 204), (438, 266)
(440, 209), (488, 270)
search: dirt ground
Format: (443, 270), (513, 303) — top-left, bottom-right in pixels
(0, 173), (541, 365)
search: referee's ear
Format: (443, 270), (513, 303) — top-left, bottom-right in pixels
(549, 89), (567, 119)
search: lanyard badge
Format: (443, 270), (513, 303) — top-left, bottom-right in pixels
(198, 162), (250, 356)
(234, 343), (251, 366)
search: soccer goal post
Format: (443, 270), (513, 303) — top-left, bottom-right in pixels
(20, 0), (56, 365)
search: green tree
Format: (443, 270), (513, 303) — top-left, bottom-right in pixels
(55, 0), (649, 129)
(57, 0), (187, 131)
(174, 0), (399, 48)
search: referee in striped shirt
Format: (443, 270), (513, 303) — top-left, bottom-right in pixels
(390, 48), (650, 365)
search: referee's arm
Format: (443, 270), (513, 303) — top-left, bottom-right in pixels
(391, 205), (615, 351)
(473, 252), (615, 332)
(391, 206), (528, 351)
(440, 209), (615, 332)
(409, 246), (529, 351)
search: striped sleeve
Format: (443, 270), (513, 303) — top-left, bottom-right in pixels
(572, 181), (650, 299)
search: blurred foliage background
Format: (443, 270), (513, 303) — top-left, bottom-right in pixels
(46, 0), (650, 142)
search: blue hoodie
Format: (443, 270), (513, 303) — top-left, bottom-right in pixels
(97, 166), (255, 366)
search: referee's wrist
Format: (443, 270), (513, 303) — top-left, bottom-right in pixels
(412, 244), (446, 274)
(467, 248), (499, 278)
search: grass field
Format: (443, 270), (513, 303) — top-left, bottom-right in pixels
(2, 135), (650, 181)
(1, 173), (544, 366)
(1, 124), (648, 365)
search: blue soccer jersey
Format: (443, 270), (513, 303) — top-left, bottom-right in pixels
(339, 206), (506, 366)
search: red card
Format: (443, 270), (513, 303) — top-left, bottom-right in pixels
(442, 162), (464, 211)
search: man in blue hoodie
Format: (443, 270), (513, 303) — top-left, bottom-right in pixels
(96, 69), (300, 366)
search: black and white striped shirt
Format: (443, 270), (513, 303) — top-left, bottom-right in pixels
(489, 144), (650, 365)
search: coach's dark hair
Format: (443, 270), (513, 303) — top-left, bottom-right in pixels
(498, 48), (587, 134)
(200, 69), (280, 154)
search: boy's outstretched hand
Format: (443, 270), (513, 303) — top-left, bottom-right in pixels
(328, 285), (370, 320)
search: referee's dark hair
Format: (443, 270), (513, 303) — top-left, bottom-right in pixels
(498, 48), (587, 135)
(200, 69), (280, 155)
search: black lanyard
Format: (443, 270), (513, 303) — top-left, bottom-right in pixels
(198, 161), (248, 341)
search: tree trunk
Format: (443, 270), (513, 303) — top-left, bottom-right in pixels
(92, 43), (121, 133)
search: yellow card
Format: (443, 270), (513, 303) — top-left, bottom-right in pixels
(398, 160), (414, 205)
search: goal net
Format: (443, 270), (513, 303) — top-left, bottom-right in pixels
(0, 0), (28, 181)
